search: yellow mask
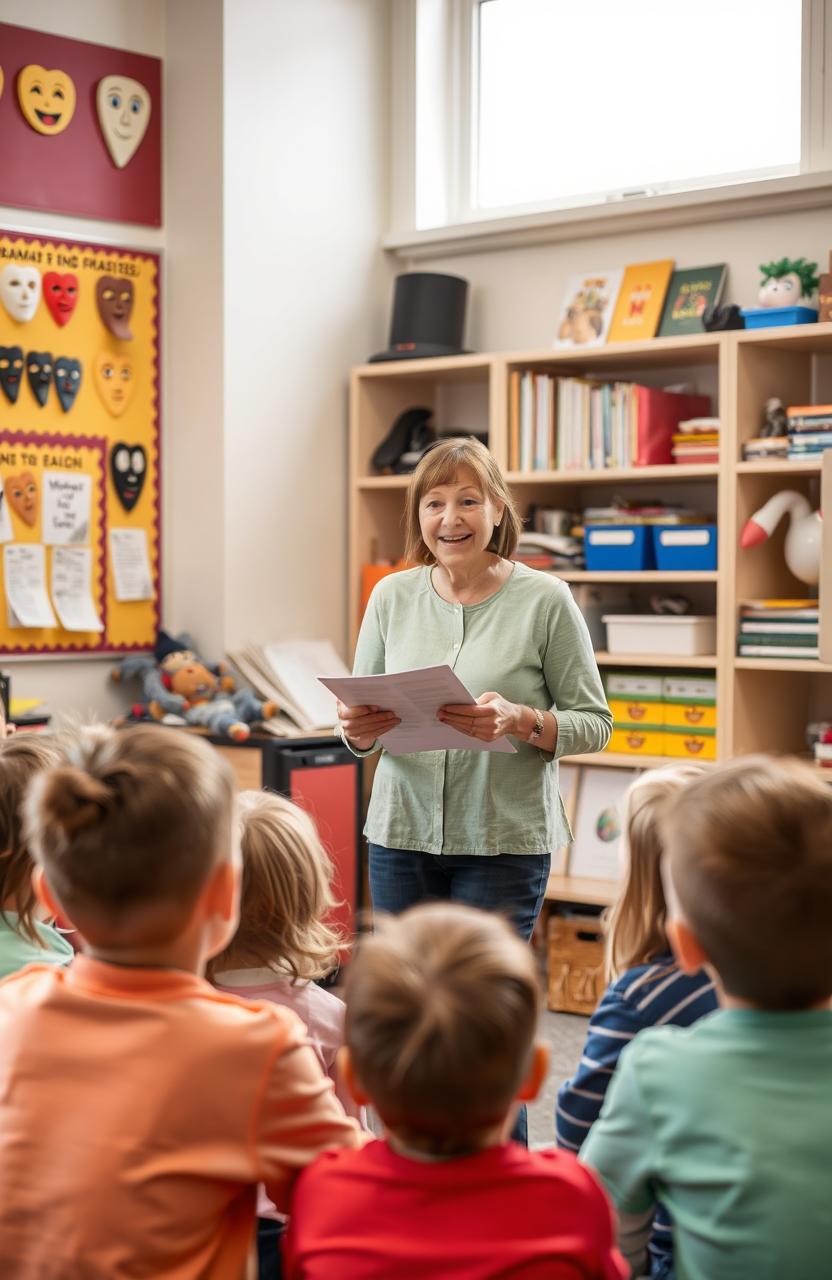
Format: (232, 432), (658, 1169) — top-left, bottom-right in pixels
(94, 352), (134, 418)
(17, 64), (76, 136)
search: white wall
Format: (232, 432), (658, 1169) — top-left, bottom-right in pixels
(404, 210), (832, 354)
(222, 0), (390, 657)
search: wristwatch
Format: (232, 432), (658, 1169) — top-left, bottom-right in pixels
(527, 707), (545, 743)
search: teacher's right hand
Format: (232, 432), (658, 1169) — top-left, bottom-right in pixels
(337, 699), (400, 751)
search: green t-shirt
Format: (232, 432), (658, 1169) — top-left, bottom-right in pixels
(582, 1007), (832, 1280)
(351, 563), (611, 855)
(0, 913), (74, 981)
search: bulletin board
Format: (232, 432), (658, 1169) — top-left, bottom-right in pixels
(0, 229), (160, 657)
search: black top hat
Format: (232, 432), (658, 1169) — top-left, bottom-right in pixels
(369, 272), (469, 362)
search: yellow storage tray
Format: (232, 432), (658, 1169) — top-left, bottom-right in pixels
(609, 725), (665, 755)
(663, 726), (717, 761)
(664, 701), (717, 730)
(608, 697), (665, 726)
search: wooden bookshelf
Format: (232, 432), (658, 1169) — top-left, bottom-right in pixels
(350, 324), (832, 905)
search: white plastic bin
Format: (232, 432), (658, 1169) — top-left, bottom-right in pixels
(602, 614), (717, 656)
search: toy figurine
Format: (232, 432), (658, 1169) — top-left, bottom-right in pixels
(112, 629), (277, 741)
(759, 397), (789, 438)
(758, 258), (819, 308)
(740, 490), (821, 586)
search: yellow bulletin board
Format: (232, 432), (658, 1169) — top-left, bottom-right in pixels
(0, 230), (160, 655)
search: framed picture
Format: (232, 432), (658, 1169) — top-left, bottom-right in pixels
(567, 765), (640, 881)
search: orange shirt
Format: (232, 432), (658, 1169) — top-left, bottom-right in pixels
(0, 956), (362, 1279)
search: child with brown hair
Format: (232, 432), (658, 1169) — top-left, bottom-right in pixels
(210, 790), (364, 1277)
(0, 724), (360, 1278)
(556, 765), (717, 1279)
(0, 734), (72, 979)
(583, 755), (832, 1279)
(283, 901), (627, 1279)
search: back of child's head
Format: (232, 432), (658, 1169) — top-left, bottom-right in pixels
(23, 724), (234, 946)
(207, 789), (342, 982)
(0, 734), (63, 942)
(663, 754), (832, 1010)
(344, 902), (539, 1145)
(605, 764), (704, 979)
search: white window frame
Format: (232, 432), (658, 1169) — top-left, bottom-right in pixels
(388, 0), (832, 259)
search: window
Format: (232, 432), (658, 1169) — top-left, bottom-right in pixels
(390, 0), (831, 249)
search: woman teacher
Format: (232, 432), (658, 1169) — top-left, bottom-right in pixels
(338, 437), (612, 941)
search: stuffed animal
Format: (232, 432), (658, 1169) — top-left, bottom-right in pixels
(112, 630), (277, 741)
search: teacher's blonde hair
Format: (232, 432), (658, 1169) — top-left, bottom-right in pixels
(403, 437), (522, 564)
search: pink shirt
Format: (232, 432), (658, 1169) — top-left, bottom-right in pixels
(283, 1139), (628, 1280)
(0, 956), (361, 1279)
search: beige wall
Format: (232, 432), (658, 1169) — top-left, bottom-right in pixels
(403, 209), (832, 353)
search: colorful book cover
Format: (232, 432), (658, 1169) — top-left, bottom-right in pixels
(607, 260), (674, 343)
(657, 265), (727, 337)
(553, 269), (624, 350)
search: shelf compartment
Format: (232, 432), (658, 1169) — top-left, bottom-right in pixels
(507, 464), (718, 484)
(731, 665), (832, 757)
(558, 570), (717, 583)
(592, 651), (718, 668)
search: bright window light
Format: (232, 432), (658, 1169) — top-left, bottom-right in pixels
(475, 0), (802, 213)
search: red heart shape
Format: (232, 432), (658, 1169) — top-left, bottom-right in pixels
(42, 272), (79, 327)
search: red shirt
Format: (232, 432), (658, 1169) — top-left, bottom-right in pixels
(283, 1138), (627, 1279)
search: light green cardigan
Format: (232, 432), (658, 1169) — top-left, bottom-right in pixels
(350, 563), (612, 855)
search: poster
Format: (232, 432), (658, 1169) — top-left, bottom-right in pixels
(0, 229), (160, 656)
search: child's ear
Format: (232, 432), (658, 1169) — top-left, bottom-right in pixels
(667, 917), (709, 974)
(32, 865), (62, 920)
(516, 1041), (549, 1102)
(202, 857), (240, 925)
(337, 1046), (370, 1106)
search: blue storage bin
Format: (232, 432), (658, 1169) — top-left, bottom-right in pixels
(584, 523), (655, 571)
(653, 523), (718, 571)
(741, 305), (818, 329)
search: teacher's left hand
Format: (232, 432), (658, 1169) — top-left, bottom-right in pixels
(438, 691), (520, 742)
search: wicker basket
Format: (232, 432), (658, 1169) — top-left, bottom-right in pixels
(547, 912), (605, 1015)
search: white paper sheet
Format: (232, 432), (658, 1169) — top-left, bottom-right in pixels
(42, 470), (91, 545)
(3, 543), (57, 628)
(318, 664), (517, 756)
(0, 491), (14, 544)
(109, 527), (153, 601)
(51, 546), (103, 632)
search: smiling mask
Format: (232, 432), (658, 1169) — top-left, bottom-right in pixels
(17, 64), (76, 135)
(27, 352), (53, 408)
(43, 272), (79, 326)
(96, 276), (134, 339)
(0, 347), (24, 405)
(0, 265), (41, 323)
(94, 352), (134, 417)
(97, 75), (151, 168)
(54, 357), (82, 413)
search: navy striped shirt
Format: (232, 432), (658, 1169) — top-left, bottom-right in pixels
(555, 955), (717, 1278)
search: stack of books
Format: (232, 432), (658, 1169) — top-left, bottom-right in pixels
(737, 599), (819, 659)
(786, 403), (832, 461)
(671, 416), (720, 464)
(742, 435), (788, 461)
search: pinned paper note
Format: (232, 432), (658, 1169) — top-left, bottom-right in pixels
(42, 470), (91, 545)
(51, 546), (103, 631)
(109, 527), (152, 601)
(0, 491), (14, 543)
(3, 544), (57, 628)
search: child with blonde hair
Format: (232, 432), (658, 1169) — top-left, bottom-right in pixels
(0, 724), (360, 1278)
(583, 755), (832, 1278)
(284, 901), (627, 1279)
(557, 765), (717, 1279)
(0, 734), (71, 979)
(210, 790), (363, 1277)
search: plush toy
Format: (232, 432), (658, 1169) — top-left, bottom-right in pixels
(758, 258), (819, 308)
(111, 629), (277, 741)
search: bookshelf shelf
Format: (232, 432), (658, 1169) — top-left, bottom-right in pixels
(560, 750), (717, 770)
(544, 873), (618, 908)
(506, 463), (719, 484)
(557, 570), (717, 584)
(350, 329), (832, 899)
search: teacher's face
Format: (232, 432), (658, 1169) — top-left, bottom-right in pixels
(419, 466), (504, 567)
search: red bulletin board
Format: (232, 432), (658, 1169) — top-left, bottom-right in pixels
(0, 23), (162, 227)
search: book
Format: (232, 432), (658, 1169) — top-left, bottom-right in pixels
(740, 622), (819, 635)
(228, 640), (352, 734)
(657, 265), (727, 337)
(633, 386), (711, 466)
(738, 630), (817, 645)
(508, 370), (520, 471)
(738, 644), (819, 658)
(553, 268), (624, 349)
(740, 597), (818, 611)
(607, 260), (674, 343)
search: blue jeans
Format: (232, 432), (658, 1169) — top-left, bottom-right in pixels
(368, 845), (550, 1149)
(368, 845), (551, 942)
